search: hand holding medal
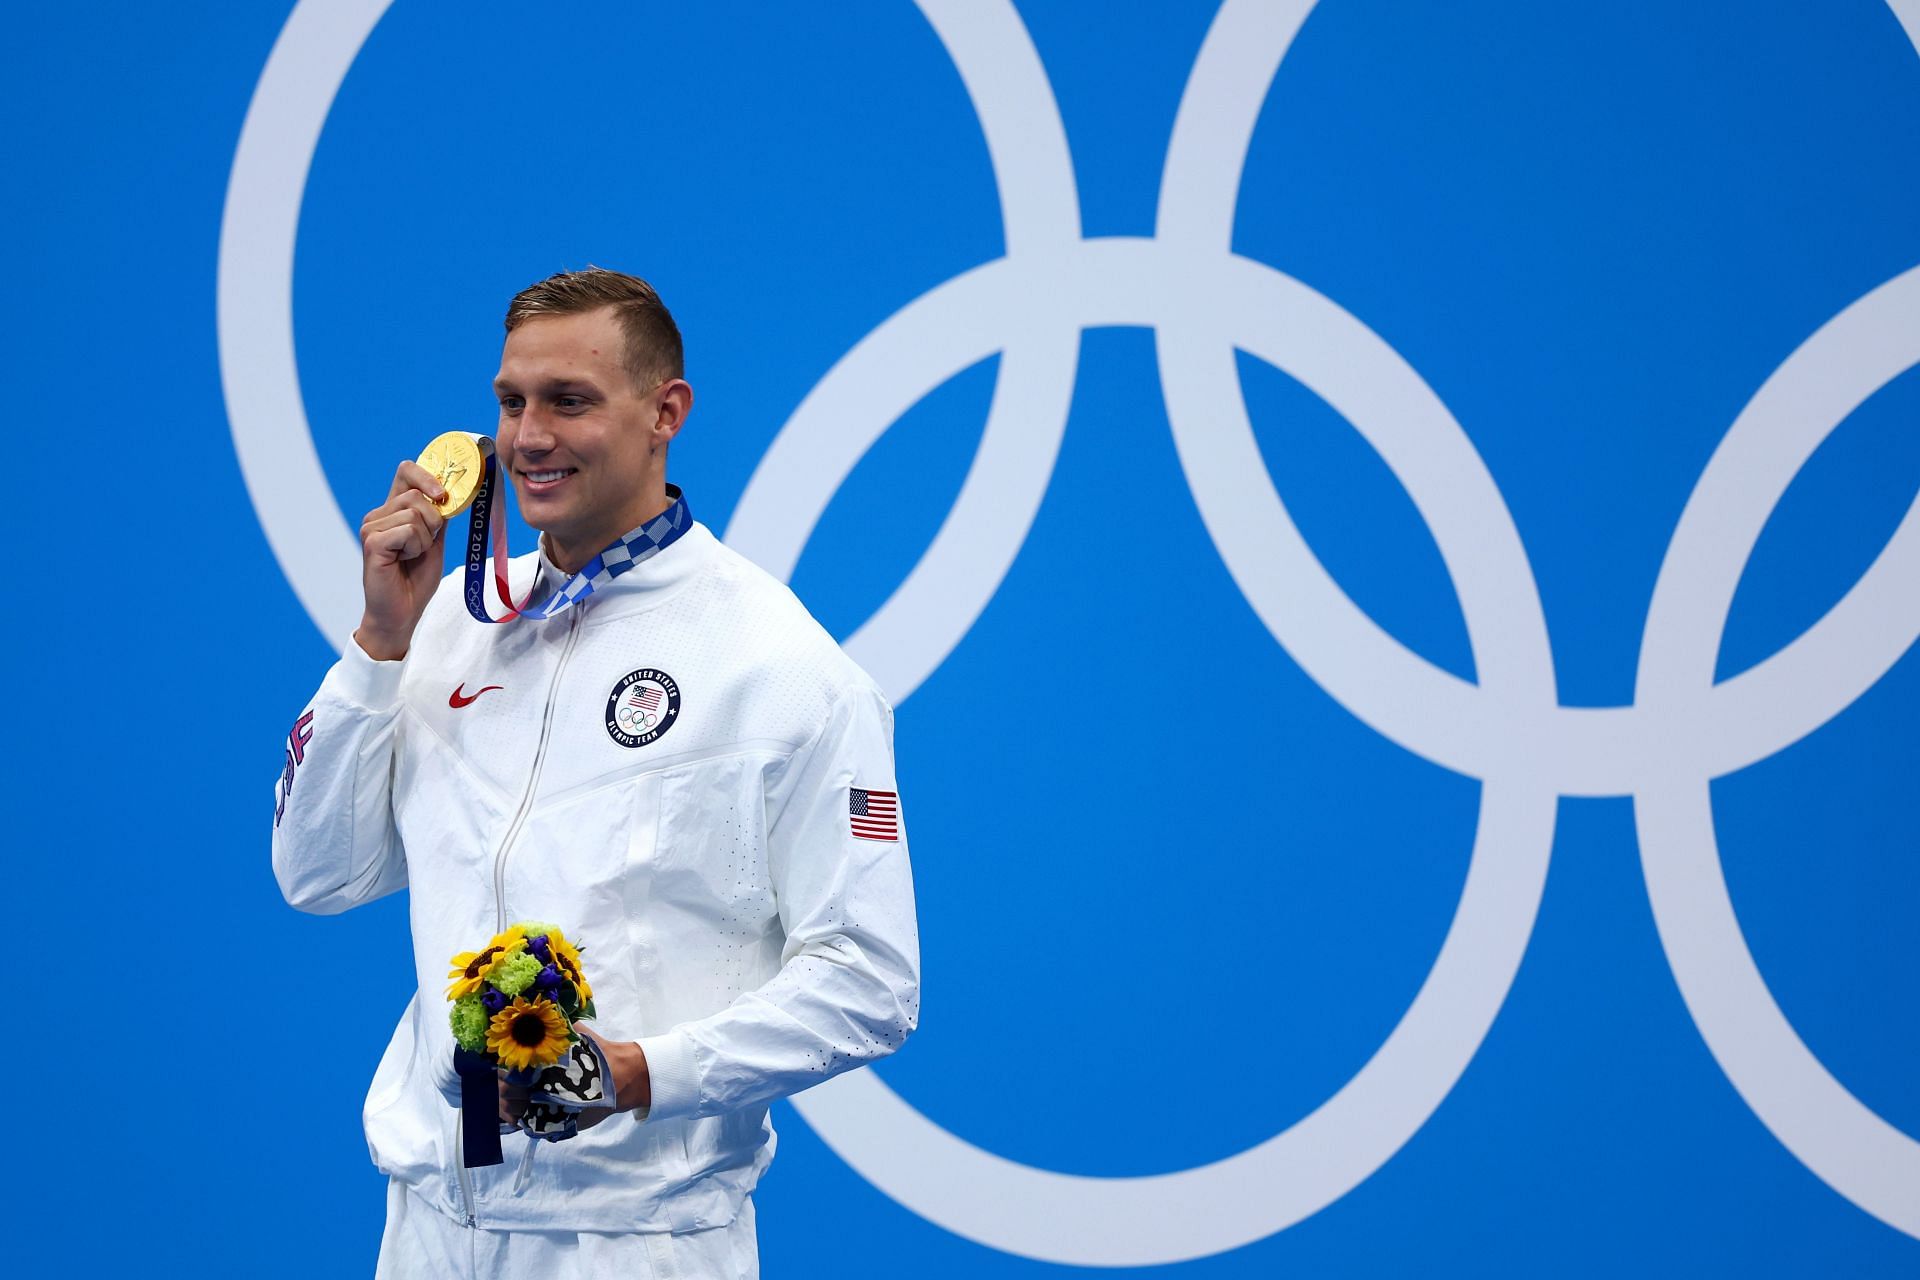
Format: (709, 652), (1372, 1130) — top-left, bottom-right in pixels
(353, 449), (459, 661)
(353, 429), (521, 662)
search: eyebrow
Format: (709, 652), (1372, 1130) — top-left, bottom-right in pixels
(492, 376), (601, 395)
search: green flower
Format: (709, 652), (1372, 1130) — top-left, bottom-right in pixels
(490, 951), (543, 997)
(449, 994), (488, 1052)
(512, 920), (560, 939)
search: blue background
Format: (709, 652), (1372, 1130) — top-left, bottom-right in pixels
(10, 1), (1917, 1273)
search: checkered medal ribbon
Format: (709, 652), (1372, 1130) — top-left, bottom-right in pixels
(461, 441), (692, 625)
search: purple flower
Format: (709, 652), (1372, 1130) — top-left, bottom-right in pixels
(482, 987), (508, 1013)
(537, 964), (562, 991)
(529, 935), (552, 963)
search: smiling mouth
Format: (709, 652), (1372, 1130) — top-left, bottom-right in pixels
(520, 467), (577, 490)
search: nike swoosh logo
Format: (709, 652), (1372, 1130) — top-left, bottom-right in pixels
(449, 683), (504, 709)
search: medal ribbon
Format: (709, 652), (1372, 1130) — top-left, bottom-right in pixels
(452, 1046), (504, 1168)
(460, 438), (692, 625)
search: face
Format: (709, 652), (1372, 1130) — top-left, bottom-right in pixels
(492, 306), (689, 565)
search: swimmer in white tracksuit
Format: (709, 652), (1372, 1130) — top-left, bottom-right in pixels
(272, 268), (921, 1278)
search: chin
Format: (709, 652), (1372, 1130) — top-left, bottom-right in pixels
(512, 487), (573, 525)
(521, 510), (576, 541)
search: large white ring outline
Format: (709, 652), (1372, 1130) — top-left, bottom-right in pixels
(218, 0), (389, 647)
(1633, 263), (1920, 1237)
(745, 236), (1564, 1266)
(213, 0), (1920, 1261)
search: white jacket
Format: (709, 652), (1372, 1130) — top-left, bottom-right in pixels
(271, 518), (921, 1233)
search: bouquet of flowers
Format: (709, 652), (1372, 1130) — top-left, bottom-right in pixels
(445, 922), (611, 1163)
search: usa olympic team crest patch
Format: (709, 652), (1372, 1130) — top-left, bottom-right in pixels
(605, 668), (680, 748)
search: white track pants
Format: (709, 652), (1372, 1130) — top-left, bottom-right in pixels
(374, 1179), (759, 1279)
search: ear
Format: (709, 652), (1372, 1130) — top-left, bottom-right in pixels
(652, 379), (693, 446)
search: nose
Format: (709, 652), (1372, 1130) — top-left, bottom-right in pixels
(506, 405), (555, 458)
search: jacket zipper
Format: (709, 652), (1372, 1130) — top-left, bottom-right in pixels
(455, 1109), (477, 1227)
(492, 609), (582, 931)
(458, 609), (579, 1220)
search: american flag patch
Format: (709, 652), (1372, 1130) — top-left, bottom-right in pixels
(627, 685), (662, 713)
(849, 787), (900, 841)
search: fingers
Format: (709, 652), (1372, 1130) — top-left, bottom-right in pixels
(363, 519), (439, 566)
(389, 459), (448, 504)
(360, 492), (446, 564)
(498, 1074), (530, 1126)
(368, 461), (449, 563)
(362, 488), (447, 535)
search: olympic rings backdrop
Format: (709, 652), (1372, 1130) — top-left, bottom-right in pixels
(12, 1), (1917, 1274)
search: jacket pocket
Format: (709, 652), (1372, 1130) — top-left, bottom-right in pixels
(363, 991), (419, 1122)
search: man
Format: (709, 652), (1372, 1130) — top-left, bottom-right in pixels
(272, 268), (921, 1277)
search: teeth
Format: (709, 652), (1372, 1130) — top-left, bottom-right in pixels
(526, 470), (572, 483)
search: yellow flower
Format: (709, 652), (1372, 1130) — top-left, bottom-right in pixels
(482, 924), (532, 958)
(547, 929), (592, 1002)
(486, 996), (572, 1071)
(446, 926), (529, 1001)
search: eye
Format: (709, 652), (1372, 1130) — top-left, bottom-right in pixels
(498, 395), (524, 413)
(556, 395), (586, 410)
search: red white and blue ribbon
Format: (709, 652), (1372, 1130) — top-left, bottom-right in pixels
(460, 438), (691, 625)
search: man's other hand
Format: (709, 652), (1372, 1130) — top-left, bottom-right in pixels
(496, 1025), (653, 1132)
(573, 1024), (652, 1129)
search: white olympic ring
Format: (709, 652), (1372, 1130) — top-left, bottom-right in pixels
(219, 0), (1920, 1264)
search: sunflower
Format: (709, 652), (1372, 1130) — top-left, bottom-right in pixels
(547, 930), (593, 1003)
(446, 926), (528, 1000)
(486, 995), (572, 1071)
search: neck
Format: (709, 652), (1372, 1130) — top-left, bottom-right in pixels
(544, 486), (675, 575)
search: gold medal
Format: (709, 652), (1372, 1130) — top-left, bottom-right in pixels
(416, 431), (486, 517)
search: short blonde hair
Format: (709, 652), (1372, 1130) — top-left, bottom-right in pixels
(504, 267), (684, 389)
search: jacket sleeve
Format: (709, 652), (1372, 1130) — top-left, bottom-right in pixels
(632, 682), (921, 1121)
(270, 640), (410, 914)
